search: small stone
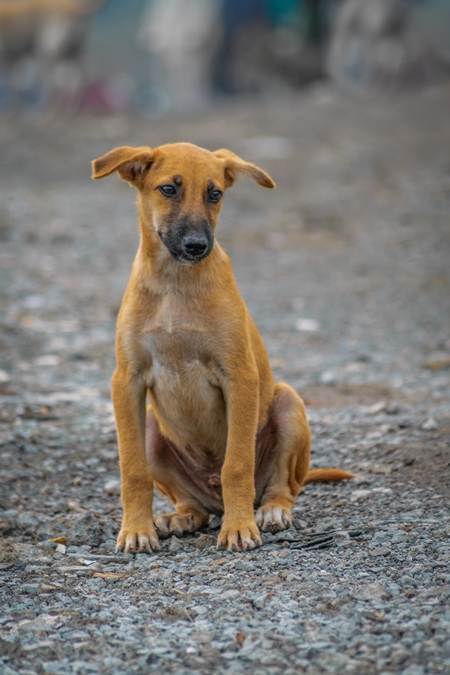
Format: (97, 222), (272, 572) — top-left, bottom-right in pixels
(208, 515), (222, 530)
(364, 401), (387, 414)
(295, 318), (320, 332)
(104, 479), (121, 496)
(350, 489), (372, 503)
(319, 370), (337, 385)
(55, 544), (66, 554)
(39, 541), (57, 550)
(275, 530), (295, 542)
(67, 500), (86, 514)
(223, 640), (239, 653)
(0, 540), (19, 569)
(236, 632), (245, 647)
(391, 530), (409, 543)
(22, 583), (39, 595)
(422, 418), (438, 430)
(195, 534), (212, 549)
(169, 536), (183, 552)
(404, 588), (416, 598)
(0, 370), (11, 383)
(335, 531), (351, 545)
(371, 531), (391, 544)
(358, 583), (390, 600)
(251, 594), (267, 609)
(402, 666), (425, 675)
(368, 546), (391, 557)
(292, 517), (308, 530)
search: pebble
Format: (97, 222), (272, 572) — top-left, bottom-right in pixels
(368, 546), (391, 557)
(169, 536), (183, 553)
(103, 479), (121, 496)
(350, 489), (372, 502)
(421, 418), (438, 430)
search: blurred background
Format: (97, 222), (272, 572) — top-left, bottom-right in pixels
(0, 0), (449, 114)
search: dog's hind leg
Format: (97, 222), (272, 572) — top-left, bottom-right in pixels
(145, 409), (217, 537)
(255, 382), (311, 532)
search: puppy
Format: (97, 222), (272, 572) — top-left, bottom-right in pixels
(92, 142), (353, 553)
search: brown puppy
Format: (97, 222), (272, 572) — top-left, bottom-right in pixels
(92, 142), (353, 553)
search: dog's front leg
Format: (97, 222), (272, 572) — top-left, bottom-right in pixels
(112, 369), (160, 553)
(218, 372), (262, 552)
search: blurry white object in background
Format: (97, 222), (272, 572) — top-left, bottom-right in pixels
(326, 0), (449, 92)
(137, 0), (221, 111)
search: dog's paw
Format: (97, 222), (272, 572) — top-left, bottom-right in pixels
(217, 519), (262, 552)
(116, 526), (160, 554)
(155, 512), (204, 538)
(255, 505), (292, 532)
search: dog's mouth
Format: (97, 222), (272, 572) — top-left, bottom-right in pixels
(158, 228), (214, 265)
(172, 250), (212, 265)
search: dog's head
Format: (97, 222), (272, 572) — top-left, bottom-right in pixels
(92, 142), (275, 265)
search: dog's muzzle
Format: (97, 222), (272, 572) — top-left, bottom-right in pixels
(159, 223), (213, 264)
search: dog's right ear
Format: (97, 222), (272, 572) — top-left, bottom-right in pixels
(92, 146), (155, 187)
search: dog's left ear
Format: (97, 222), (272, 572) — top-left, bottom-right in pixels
(92, 146), (155, 187)
(214, 149), (275, 190)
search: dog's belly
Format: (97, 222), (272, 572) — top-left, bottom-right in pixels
(144, 330), (228, 454)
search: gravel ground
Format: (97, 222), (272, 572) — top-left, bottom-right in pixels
(0, 85), (450, 675)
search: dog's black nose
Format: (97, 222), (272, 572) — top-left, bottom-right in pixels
(182, 235), (208, 257)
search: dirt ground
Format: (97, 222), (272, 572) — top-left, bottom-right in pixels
(0, 85), (450, 674)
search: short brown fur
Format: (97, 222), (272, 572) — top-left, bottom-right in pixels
(92, 142), (353, 553)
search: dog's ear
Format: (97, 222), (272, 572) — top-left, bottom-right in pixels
(214, 149), (275, 190)
(92, 146), (155, 187)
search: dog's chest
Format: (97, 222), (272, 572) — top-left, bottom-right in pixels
(141, 298), (220, 388)
(140, 300), (227, 450)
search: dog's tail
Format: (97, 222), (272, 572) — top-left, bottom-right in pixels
(304, 468), (355, 485)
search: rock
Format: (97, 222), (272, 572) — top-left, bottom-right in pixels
(39, 541), (57, 550)
(234, 560), (247, 570)
(22, 583), (39, 595)
(364, 401), (387, 414)
(194, 534), (213, 549)
(350, 489), (372, 503)
(292, 517), (308, 530)
(67, 500), (86, 514)
(371, 530), (391, 544)
(250, 593), (267, 610)
(0, 540), (19, 569)
(208, 515), (222, 530)
(104, 479), (121, 496)
(319, 370), (337, 385)
(358, 583), (391, 600)
(422, 418), (438, 430)
(368, 546), (391, 557)
(169, 536), (183, 552)
(0, 370), (11, 383)
(295, 318), (320, 332)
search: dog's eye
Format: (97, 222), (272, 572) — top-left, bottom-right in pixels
(159, 185), (176, 197)
(209, 190), (222, 203)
